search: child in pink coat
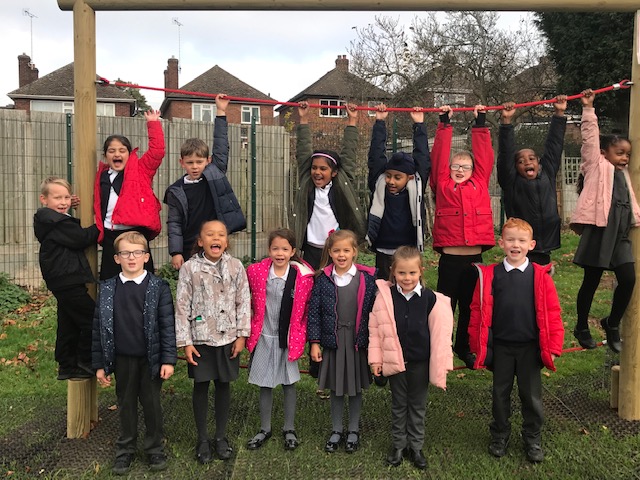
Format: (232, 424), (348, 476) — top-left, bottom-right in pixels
(245, 228), (315, 451)
(368, 246), (454, 470)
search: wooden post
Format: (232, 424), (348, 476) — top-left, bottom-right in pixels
(611, 365), (621, 409)
(66, 0), (99, 439)
(619, 11), (640, 420)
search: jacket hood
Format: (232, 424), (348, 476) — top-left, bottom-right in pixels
(33, 207), (69, 242)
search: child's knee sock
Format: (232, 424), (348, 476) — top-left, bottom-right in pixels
(259, 387), (274, 432)
(213, 380), (231, 439)
(283, 384), (296, 432)
(347, 393), (362, 432)
(330, 393), (344, 433)
(192, 381), (210, 442)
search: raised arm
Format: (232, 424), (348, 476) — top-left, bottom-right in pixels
(430, 106), (454, 191)
(211, 94), (230, 173)
(139, 110), (165, 175)
(411, 107), (430, 188)
(580, 89), (601, 173)
(296, 101), (313, 182)
(497, 102), (517, 188)
(340, 103), (359, 184)
(540, 95), (567, 177)
(368, 104), (389, 192)
(471, 105), (494, 186)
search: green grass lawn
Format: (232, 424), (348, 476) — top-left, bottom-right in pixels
(1, 231), (639, 479)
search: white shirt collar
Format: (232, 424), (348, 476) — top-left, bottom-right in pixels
(119, 270), (148, 284)
(396, 282), (422, 300)
(183, 175), (204, 184)
(269, 263), (290, 280)
(317, 180), (333, 191)
(503, 257), (530, 273)
(332, 263), (357, 280)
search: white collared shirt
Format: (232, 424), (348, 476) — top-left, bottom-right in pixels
(183, 175), (204, 184)
(104, 168), (128, 231)
(306, 181), (339, 247)
(503, 257), (530, 273)
(396, 282), (423, 301)
(269, 263), (290, 280)
(332, 264), (357, 287)
(119, 270), (148, 284)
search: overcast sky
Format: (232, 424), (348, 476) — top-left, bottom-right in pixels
(2, 2), (526, 110)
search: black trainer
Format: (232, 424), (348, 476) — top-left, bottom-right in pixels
(112, 453), (134, 475)
(488, 437), (509, 458)
(148, 453), (167, 471)
(525, 444), (544, 463)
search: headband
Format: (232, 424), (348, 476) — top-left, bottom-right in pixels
(313, 153), (338, 165)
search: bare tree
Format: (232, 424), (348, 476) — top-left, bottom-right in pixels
(349, 12), (550, 126)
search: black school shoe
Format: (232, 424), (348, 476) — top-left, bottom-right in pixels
(386, 447), (404, 467)
(247, 430), (272, 450)
(324, 431), (343, 453)
(407, 448), (427, 470)
(112, 453), (134, 475)
(214, 437), (233, 460)
(283, 430), (299, 451)
(600, 317), (622, 353)
(195, 440), (212, 464)
(148, 453), (167, 471)
(525, 444), (545, 463)
(344, 431), (360, 453)
(488, 437), (509, 458)
(573, 328), (597, 349)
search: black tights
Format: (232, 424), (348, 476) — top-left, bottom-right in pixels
(192, 380), (231, 443)
(576, 263), (635, 330)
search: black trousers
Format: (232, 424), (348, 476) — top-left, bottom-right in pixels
(101, 228), (155, 280)
(114, 355), (164, 458)
(388, 360), (429, 450)
(52, 285), (95, 369)
(375, 251), (393, 281)
(527, 251), (551, 266)
(301, 243), (323, 271)
(490, 342), (543, 446)
(436, 253), (482, 357)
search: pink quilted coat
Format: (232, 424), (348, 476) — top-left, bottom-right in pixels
(368, 280), (454, 390)
(246, 258), (315, 361)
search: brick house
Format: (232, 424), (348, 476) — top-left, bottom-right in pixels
(276, 55), (391, 131)
(159, 57), (275, 125)
(8, 54), (135, 116)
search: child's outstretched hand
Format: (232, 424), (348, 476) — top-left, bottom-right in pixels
(215, 93), (230, 116)
(230, 337), (246, 359)
(346, 103), (358, 126)
(185, 345), (201, 366)
(554, 95), (568, 116)
(298, 101), (309, 124)
(375, 103), (388, 121)
(581, 89), (594, 108)
(473, 104), (486, 118)
(410, 106), (424, 124)
(439, 105), (453, 120)
(144, 109), (162, 122)
(500, 102), (516, 124)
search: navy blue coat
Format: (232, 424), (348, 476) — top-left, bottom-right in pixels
(92, 273), (176, 377)
(164, 116), (246, 256)
(307, 264), (377, 350)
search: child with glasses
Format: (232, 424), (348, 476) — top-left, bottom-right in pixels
(430, 105), (496, 369)
(92, 231), (176, 475)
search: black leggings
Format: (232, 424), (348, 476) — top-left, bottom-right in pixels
(576, 263), (635, 330)
(192, 380), (231, 443)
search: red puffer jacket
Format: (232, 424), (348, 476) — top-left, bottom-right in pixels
(93, 120), (165, 243)
(429, 123), (496, 252)
(468, 262), (564, 371)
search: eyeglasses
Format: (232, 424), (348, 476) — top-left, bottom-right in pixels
(450, 164), (473, 171)
(116, 250), (147, 259)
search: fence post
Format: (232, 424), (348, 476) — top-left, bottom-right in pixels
(251, 116), (257, 262)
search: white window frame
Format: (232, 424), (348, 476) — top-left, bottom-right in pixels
(241, 105), (261, 125)
(96, 103), (115, 116)
(31, 100), (116, 116)
(192, 103), (217, 122)
(433, 92), (466, 107)
(320, 99), (346, 118)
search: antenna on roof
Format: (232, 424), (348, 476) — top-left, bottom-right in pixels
(22, 9), (38, 64)
(172, 17), (183, 73)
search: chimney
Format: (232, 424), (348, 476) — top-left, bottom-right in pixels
(164, 57), (179, 97)
(18, 54), (39, 87)
(335, 54), (349, 72)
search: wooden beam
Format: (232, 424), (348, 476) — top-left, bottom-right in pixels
(619, 10), (640, 421)
(57, 0), (640, 12)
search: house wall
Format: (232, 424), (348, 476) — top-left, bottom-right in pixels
(278, 96), (378, 131)
(12, 99), (132, 117)
(163, 100), (276, 126)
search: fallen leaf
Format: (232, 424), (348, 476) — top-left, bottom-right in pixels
(542, 371), (550, 377)
(0, 333), (7, 340)
(456, 373), (466, 379)
(580, 427), (590, 435)
(108, 404), (118, 411)
(456, 411), (465, 418)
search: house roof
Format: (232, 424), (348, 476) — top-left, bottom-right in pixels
(163, 65), (274, 104)
(276, 64), (391, 112)
(8, 63), (135, 102)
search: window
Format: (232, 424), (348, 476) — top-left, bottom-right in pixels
(320, 99), (346, 118)
(192, 103), (217, 122)
(433, 92), (466, 107)
(96, 103), (115, 116)
(241, 105), (260, 124)
(367, 100), (380, 117)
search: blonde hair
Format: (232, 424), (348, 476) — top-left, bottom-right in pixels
(318, 229), (359, 272)
(451, 150), (474, 166)
(390, 246), (424, 284)
(502, 217), (533, 237)
(40, 176), (72, 196)
(113, 231), (149, 252)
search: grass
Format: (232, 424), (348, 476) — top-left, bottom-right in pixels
(0, 231), (638, 479)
